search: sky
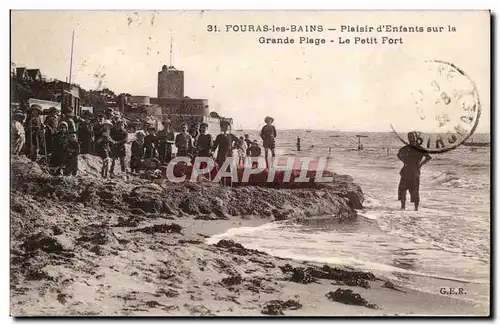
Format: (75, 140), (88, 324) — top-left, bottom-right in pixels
(11, 10), (490, 132)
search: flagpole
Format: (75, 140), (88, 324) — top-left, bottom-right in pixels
(68, 30), (75, 85)
(169, 35), (173, 67)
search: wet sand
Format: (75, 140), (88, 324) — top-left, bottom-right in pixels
(9, 155), (488, 316)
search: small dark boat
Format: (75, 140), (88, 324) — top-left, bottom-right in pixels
(306, 130), (312, 133)
(462, 141), (490, 147)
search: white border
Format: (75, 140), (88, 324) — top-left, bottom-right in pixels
(2, 1), (497, 325)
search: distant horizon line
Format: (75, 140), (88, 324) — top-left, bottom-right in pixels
(232, 128), (491, 134)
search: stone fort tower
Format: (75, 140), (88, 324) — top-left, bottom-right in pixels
(157, 65), (184, 99)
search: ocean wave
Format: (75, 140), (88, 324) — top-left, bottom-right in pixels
(429, 171), (487, 190)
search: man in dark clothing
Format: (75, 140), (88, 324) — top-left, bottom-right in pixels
(144, 125), (157, 159)
(397, 132), (432, 211)
(156, 120), (175, 164)
(260, 116), (277, 168)
(25, 105), (44, 161)
(212, 120), (238, 167)
(44, 107), (59, 155)
(64, 132), (80, 176)
(197, 123), (213, 158)
(175, 122), (194, 157)
(78, 111), (94, 154)
(110, 120), (128, 175)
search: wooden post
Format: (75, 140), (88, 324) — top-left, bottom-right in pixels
(296, 137), (301, 151)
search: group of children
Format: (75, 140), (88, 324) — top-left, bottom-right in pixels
(12, 105), (279, 179)
(128, 119), (267, 174)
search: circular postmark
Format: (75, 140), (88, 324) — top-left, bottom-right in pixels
(390, 60), (482, 153)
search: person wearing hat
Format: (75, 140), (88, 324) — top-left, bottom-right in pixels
(78, 111), (94, 154)
(196, 122), (213, 158)
(212, 119), (239, 168)
(49, 121), (70, 175)
(110, 119), (128, 175)
(175, 122), (194, 158)
(24, 104), (44, 161)
(260, 116), (277, 169)
(12, 110), (26, 155)
(60, 106), (77, 133)
(247, 140), (262, 168)
(95, 120), (115, 178)
(44, 107), (59, 155)
(156, 120), (175, 164)
(64, 131), (80, 176)
(144, 124), (158, 159)
(130, 130), (146, 173)
(104, 107), (114, 121)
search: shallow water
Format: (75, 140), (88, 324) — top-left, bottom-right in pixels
(208, 130), (490, 304)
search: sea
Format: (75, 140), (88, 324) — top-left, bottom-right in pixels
(207, 130), (491, 305)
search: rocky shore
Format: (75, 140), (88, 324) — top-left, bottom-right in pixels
(10, 155), (486, 316)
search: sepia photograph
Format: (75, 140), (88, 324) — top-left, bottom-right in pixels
(9, 10), (490, 317)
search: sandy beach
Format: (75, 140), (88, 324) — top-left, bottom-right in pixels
(9, 154), (488, 316)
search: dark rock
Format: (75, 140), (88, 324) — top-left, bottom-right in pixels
(214, 239), (267, 256)
(130, 208), (146, 215)
(52, 225), (63, 235)
(160, 202), (174, 214)
(261, 300), (303, 315)
(157, 288), (179, 298)
(22, 231), (72, 253)
(77, 225), (114, 245)
(179, 198), (200, 215)
(326, 288), (378, 309)
(128, 223), (183, 235)
(220, 275), (243, 287)
(280, 264), (375, 289)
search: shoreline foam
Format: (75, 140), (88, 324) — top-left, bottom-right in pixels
(10, 155), (488, 316)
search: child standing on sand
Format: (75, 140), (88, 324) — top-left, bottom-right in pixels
(196, 123), (213, 158)
(95, 120), (115, 178)
(130, 130), (146, 173)
(248, 140), (262, 168)
(144, 125), (157, 159)
(237, 136), (248, 167)
(175, 122), (194, 157)
(64, 131), (80, 176)
(260, 116), (277, 168)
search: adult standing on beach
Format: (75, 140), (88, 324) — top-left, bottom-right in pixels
(12, 111), (26, 156)
(260, 116), (277, 169)
(397, 131), (432, 211)
(157, 119), (175, 164)
(24, 105), (44, 161)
